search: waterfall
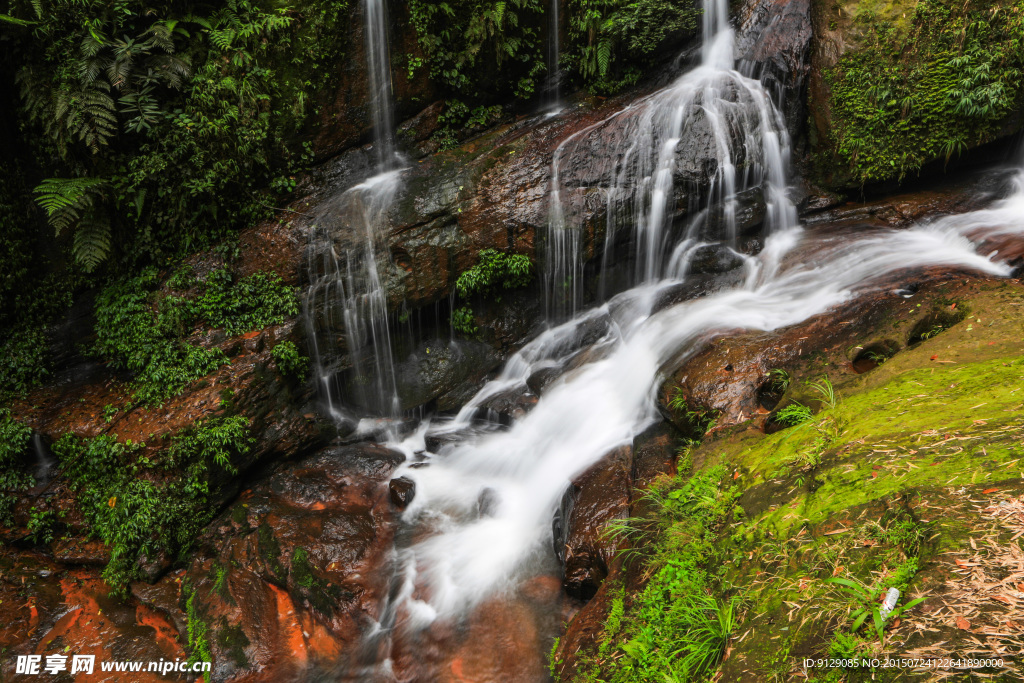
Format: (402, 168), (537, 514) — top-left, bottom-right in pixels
(303, 0), (404, 422)
(545, 0), (561, 110)
(365, 0), (397, 168)
(544, 0), (795, 320)
(350, 1), (1024, 677)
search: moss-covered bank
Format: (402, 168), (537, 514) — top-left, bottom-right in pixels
(556, 279), (1024, 681)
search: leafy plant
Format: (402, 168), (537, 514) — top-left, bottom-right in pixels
(271, 340), (309, 381)
(768, 368), (791, 393)
(566, 0), (701, 93)
(0, 411), (33, 524)
(27, 507), (64, 544)
(93, 266), (297, 404)
(451, 305), (478, 336)
(823, 0), (1024, 184)
(451, 249), (532, 335)
(827, 577), (926, 643)
(809, 375), (839, 411)
(408, 0), (546, 100)
(54, 416), (251, 595)
(775, 402), (813, 427)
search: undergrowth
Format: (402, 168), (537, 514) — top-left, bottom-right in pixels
(451, 249), (532, 335)
(566, 465), (741, 681)
(823, 0), (1024, 184)
(53, 416), (253, 595)
(93, 266), (297, 404)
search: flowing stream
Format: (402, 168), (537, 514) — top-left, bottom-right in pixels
(338, 0), (1024, 675)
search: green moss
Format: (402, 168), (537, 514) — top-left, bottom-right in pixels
(216, 618), (250, 669)
(257, 522), (287, 582)
(820, 0), (1024, 185)
(93, 266), (297, 404)
(289, 546), (349, 616)
(185, 581), (213, 680)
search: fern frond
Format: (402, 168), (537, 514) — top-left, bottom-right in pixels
(72, 218), (112, 272)
(33, 177), (107, 235)
(597, 39), (612, 77)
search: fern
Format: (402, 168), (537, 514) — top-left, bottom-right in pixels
(33, 177), (107, 235)
(72, 218), (113, 273)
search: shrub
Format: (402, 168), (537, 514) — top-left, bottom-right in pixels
(0, 411), (33, 525)
(451, 249), (532, 336)
(271, 341), (309, 381)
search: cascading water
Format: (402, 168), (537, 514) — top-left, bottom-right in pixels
(342, 0), (1024, 676)
(545, 0), (794, 320)
(365, 0), (397, 168)
(304, 0), (405, 420)
(545, 0), (561, 110)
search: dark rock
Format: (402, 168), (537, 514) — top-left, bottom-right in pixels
(735, 0), (813, 141)
(389, 476), (416, 508)
(477, 487), (499, 517)
(390, 339), (503, 412)
(136, 549), (172, 584)
(559, 445), (632, 601)
(475, 385), (539, 424)
(631, 422), (683, 493)
(689, 244), (747, 275)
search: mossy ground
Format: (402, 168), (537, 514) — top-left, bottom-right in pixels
(560, 281), (1024, 682)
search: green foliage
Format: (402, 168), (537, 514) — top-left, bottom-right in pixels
(0, 162), (79, 398)
(33, 177), (111, 271)
(566, 0), (701, 94)
(451, 249), (532, 336)
(271, 340), (308, 381)
(827, 577), (926, 643)
(93, 268), (227, 404)
(578, 465), (741, 681)
(53, 417), (251, 595)
(455, 249), (533, 298)
(5, 0), (349, 269)
(93, 266), (297, 403)
(823, 0), (1024, 184)
(667, 389), (719, 437)
(0, 411), (33, 525)
(192, 268), (299, 335)
(27, 507), (64, 544)
(775, 401), (813, 426)
(408, 0), (546, 100)
(451, 305), (478, 336)
(768, 368), (791, 393)
(184, 581), (213, 678)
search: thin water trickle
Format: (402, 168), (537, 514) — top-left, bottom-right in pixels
(545, 0), (562, 112)
(303, 0), (405, 423)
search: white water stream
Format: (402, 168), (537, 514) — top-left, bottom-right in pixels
(363, 0), (1024, 669)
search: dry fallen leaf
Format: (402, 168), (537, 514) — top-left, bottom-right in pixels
(956, 616), (971, 630)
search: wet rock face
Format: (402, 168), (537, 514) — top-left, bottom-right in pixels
(559, 446), (632, 601)
(735, 0), (812, 140)
(181, 443), (404, 680)
(657, 271), (999, 433)
(310, 3), (436, 161)
(389, 339), (502, 412)
(389, 476), (416, 508)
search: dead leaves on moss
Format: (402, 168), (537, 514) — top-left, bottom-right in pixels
(899, 492), (1024, 679)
